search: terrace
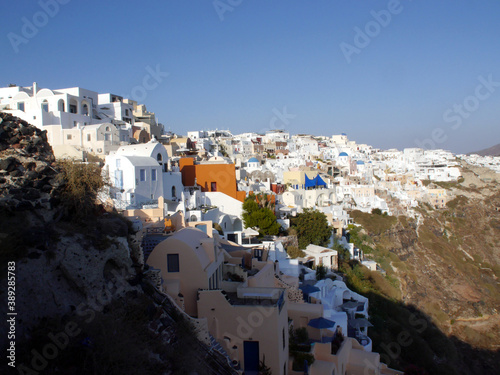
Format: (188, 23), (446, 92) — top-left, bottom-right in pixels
(224, 287), (286, 311)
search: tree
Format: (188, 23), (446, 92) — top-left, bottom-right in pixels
(242, 196), (280, 237)
(255, 192), (275, 210)
(286, 246), (305, 259)
(316, 265), (327, 280)
(332, 241), (351, 262)
(290, 208), (332, 249)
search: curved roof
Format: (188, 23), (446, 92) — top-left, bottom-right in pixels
(356, 160), (365, 165)
(121, 156), (159, 167)
(339, 152), (348, 157)
(248, 157), (259, 163)
(116, 139), (168, 158)
(166, 227), (212, 269)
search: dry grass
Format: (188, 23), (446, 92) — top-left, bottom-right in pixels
(350, 210), (397, 236)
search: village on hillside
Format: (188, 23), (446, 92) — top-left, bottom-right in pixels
(1, 82), (499, 375)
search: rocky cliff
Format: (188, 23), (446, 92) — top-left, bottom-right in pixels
(348, 168), (500, 374)
(0, 113), (235, 375)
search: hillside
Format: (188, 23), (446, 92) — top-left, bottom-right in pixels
(346, 167), (500, 374)
(469, 143), (500, 156)
(0, 113), (235, 375)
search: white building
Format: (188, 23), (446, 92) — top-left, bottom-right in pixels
(303, 244), (338, 271)
(104, 139), (183, 210)
(0, 83), (96, 130)
(0, 83), (149, 159)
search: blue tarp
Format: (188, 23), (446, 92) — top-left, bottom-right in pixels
(305, 174), (327, 188)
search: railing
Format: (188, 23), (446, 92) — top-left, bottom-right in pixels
(145, 226), (166, 234)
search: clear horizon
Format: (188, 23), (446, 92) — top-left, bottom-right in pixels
(2, 0), (499, 154)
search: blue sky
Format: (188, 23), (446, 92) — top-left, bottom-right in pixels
(2, 0), (499, 153)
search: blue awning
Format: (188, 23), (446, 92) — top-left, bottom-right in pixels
(300, 284), (320, 294)
(304, 174), (327, 188)
(314, 174), (327, 187)
(308, 317), (336, 329)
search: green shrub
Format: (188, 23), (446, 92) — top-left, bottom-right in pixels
(287, 245), (305, 259)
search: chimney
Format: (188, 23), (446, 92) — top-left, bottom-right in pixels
(33, 82), (38, 94)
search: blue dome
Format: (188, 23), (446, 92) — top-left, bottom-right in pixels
(248, 157), (259, 163)
(339, 152), (348, 157)
(356, 160), (365, 165)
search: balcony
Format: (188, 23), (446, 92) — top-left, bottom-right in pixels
(225, 287), (286, 311)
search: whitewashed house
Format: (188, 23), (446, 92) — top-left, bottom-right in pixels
(0, 83), (143, 159)
(104, 139), (183, 209)
(303, 244), (338, 271)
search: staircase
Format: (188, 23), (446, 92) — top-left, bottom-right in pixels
(209, 334), (238, 370)
(275, 274), (304, 303)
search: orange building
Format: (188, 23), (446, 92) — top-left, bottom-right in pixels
(179, 157), (246, 202)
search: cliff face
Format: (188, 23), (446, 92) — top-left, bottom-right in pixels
(0, 111), (138, 342)
(0, 113), (236, 375)
(349, 169), (500, 374)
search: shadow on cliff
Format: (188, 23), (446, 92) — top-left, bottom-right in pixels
(350, 286), (499, 375)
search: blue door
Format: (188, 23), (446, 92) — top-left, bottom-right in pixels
(243, 341), (259, 372)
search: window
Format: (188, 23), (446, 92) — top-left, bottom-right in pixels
(41, 101), (49, 112)
(172, 186), (176, 198)
(73, 121), (77, 127)
(58, 99), (65, 112)
(157, 153), (162, 162)
(104, 133), (110, 141)
(87, 134), (91, 141)
(114, 170), (123, 189)
(282, 328), (285, 349)
(167, 254), (179, 272)
(140, 169), (146, 181)
(17, 102), (24, 111)
(69, 104), (77, 114)
(152, 169), (157, 181)
(116, 158), (121, 168)
(211, 182), (217, 191)
(66, 134), (72, 140)
(82, 103), (89, 116)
